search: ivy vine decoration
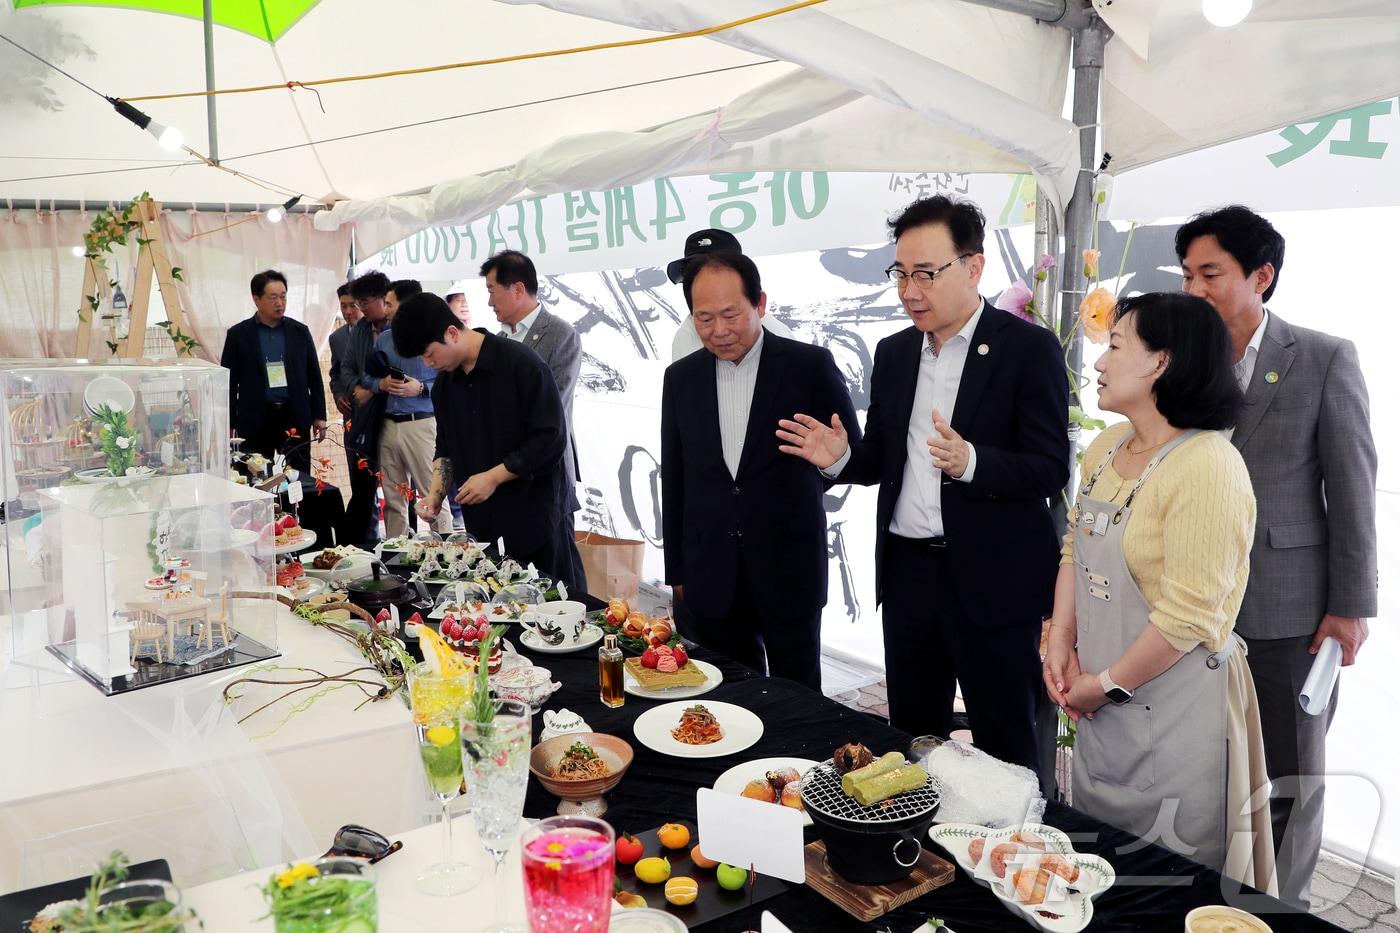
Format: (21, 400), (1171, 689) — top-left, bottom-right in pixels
(80, 192), (193, 356)
(89, 404), (139, 477)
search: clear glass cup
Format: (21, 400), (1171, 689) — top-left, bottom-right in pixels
(267, 858), (378, 933)
(96, 878), (190, 932)
(463, 698), (532, 933)
(407, 662), (479, 896)
(521, 816), (615, 933)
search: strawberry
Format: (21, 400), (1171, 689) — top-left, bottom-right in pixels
(407, 612), (424, 626)
(443, 619), (461, 641)
(672, 645), (689, 667)
(641, 647), (659, 669)
(283, 514), (298, 528)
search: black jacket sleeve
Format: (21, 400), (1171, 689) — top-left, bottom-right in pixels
(660, 363), (683, 584)
(501, 349), (566, 479)
(304, 324), (327, 422)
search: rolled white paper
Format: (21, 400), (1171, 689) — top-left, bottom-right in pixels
(1299, 635), (1342, 716)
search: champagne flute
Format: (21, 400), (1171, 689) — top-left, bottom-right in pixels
(462, 698), (531, 932)
(408, 661), (480, 896)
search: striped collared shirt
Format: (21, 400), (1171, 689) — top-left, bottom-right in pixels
(715, 329), (765, 479)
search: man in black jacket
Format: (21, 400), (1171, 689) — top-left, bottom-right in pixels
(391, 292), (580, 592)
(220, 269), (326, 471)
(779, 196), (1068, 771)
(662, 252), (859, 690)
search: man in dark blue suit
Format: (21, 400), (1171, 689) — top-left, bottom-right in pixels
(220, 269), (327, 472)
(662, 252), (859, 691)
(779, 197), (1067, 771)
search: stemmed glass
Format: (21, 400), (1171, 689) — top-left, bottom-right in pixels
(407, 661), (480, 896)
(462, 698), (532, 932)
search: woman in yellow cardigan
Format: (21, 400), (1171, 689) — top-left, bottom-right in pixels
(1044, 292), (1276, 894)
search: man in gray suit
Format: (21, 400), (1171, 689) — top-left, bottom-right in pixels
(483, 250), (586, 588)
(1178, 206), (1377, 910)
(328, 283), (362, 416)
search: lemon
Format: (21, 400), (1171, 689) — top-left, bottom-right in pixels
(634, 856), (671, 885)
(426, 725), (456, 747)
(664, 876), (698, 906)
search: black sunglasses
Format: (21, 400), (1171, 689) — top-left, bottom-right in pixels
(322, 823), (402, 864)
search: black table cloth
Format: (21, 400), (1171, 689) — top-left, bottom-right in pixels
(500, 615), (1340, 933)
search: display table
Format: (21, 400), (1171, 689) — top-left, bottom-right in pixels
(0, 605), (423, 893)
(183, 816), (529, 930)
(2, 596), (1346, 930)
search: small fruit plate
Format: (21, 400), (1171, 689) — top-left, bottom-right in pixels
(927, 823), (1115, 933)
(711, 757), (817, 827)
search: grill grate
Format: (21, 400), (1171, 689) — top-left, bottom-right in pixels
(800, 761), (940, 824)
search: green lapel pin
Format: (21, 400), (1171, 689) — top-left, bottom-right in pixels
(1264, 371), (1279, 384)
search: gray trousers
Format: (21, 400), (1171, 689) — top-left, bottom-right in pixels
(1243, 633), (1336, 911)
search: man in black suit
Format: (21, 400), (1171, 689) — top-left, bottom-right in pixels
(391, 292), (581, 592)
(662, 252), (859, 690)
(779, 197), (1067, 770)
(220, 269), (327, 471)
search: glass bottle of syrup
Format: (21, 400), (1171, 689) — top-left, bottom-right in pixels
(598, 634), (624, 708)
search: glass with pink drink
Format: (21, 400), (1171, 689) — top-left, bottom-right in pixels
(520, 816), (615, 933)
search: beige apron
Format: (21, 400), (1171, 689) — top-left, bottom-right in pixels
(1070, 429), (1240, 871)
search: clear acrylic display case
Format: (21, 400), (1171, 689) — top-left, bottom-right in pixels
(0, 360), (276, 694)
(0, 359), (231, 515)
(15, 473), (280, 694)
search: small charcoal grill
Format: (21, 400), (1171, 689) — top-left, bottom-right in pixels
(800, 761), (941, 884)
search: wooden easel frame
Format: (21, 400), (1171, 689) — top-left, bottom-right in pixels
(75, 198), (191, 359)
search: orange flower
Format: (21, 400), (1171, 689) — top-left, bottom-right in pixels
(357, 458), (369, 470)
(1079, 287), (1115, 345)
(1082, 249), (1101, 280)
(285, 427), (299, 438)
(315, 478), (326, 493)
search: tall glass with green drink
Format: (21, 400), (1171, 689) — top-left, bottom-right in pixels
(408, 660), (480, 896)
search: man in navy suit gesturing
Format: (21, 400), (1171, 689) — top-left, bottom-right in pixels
(662, 251), (859, 691)
(778, 197), (1068, 771)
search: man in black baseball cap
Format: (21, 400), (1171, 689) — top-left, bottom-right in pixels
(666, 227), (742, 284)
(668, 227), (794, 361)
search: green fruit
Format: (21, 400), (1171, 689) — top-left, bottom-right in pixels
(716, 863), (748, 891)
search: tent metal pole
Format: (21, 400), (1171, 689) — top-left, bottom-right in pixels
(203, 0), (219, 164)
(1060, 18), (1110, 492)
(955, 0), (1094, 30)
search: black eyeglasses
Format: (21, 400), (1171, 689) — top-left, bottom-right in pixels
(885, 254), (974, 288)
(322, 823), (402, 864)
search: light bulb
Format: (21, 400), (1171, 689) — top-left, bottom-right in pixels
(147, 120), (185, 151)
(1202, 0), (1252, 27)
(71, 246), (86, 257)
(265, 206), (285, 224)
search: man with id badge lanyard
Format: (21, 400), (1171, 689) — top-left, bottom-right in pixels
(222, 269), (327, 472)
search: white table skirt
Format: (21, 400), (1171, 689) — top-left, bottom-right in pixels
(0, 606), (427, 893)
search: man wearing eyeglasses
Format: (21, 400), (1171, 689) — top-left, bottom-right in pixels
(778, 196), (1068, 772)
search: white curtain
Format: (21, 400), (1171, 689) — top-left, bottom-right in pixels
(159, 210), (352, 361)
(0, 208), (351, 362)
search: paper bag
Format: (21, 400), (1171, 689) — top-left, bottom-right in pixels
(574, 530), (644, 602)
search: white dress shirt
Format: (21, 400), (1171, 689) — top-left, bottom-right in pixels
(672, 312), (792, 362)
(1225, 310), (1268, 442)
(824, 303), (983, 537)
(502, 304), (543, 342)
(715, 329), (765, 479)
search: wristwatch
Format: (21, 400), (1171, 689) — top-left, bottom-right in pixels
(1099, 668), (1133, 705)
(419, 381), (430, 397)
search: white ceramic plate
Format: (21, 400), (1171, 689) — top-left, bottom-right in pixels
(631, 700), (762, 759)
(519, 623), (605, 654)
(712, 756), (817, 827)
(83, 376), (135, 416)
(273, 528), (317, 555)
(277, 577), (326, 601)
(623, 658), (723, 700)
(927, 822), (1115, 933)
(301, 550), (372, 582)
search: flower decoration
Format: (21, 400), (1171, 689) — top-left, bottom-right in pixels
(994, 279), (1035, 321)
(1079, 287), (1115, 345)
(1082, 248), (1101, 280)
(275, 863), (320, 889)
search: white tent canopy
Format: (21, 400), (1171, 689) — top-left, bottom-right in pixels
(3, 0), (1398, 251)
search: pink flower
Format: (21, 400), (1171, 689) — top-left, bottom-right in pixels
(994, 279), (1034, 321)
(1035, 254), (1057, 274)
